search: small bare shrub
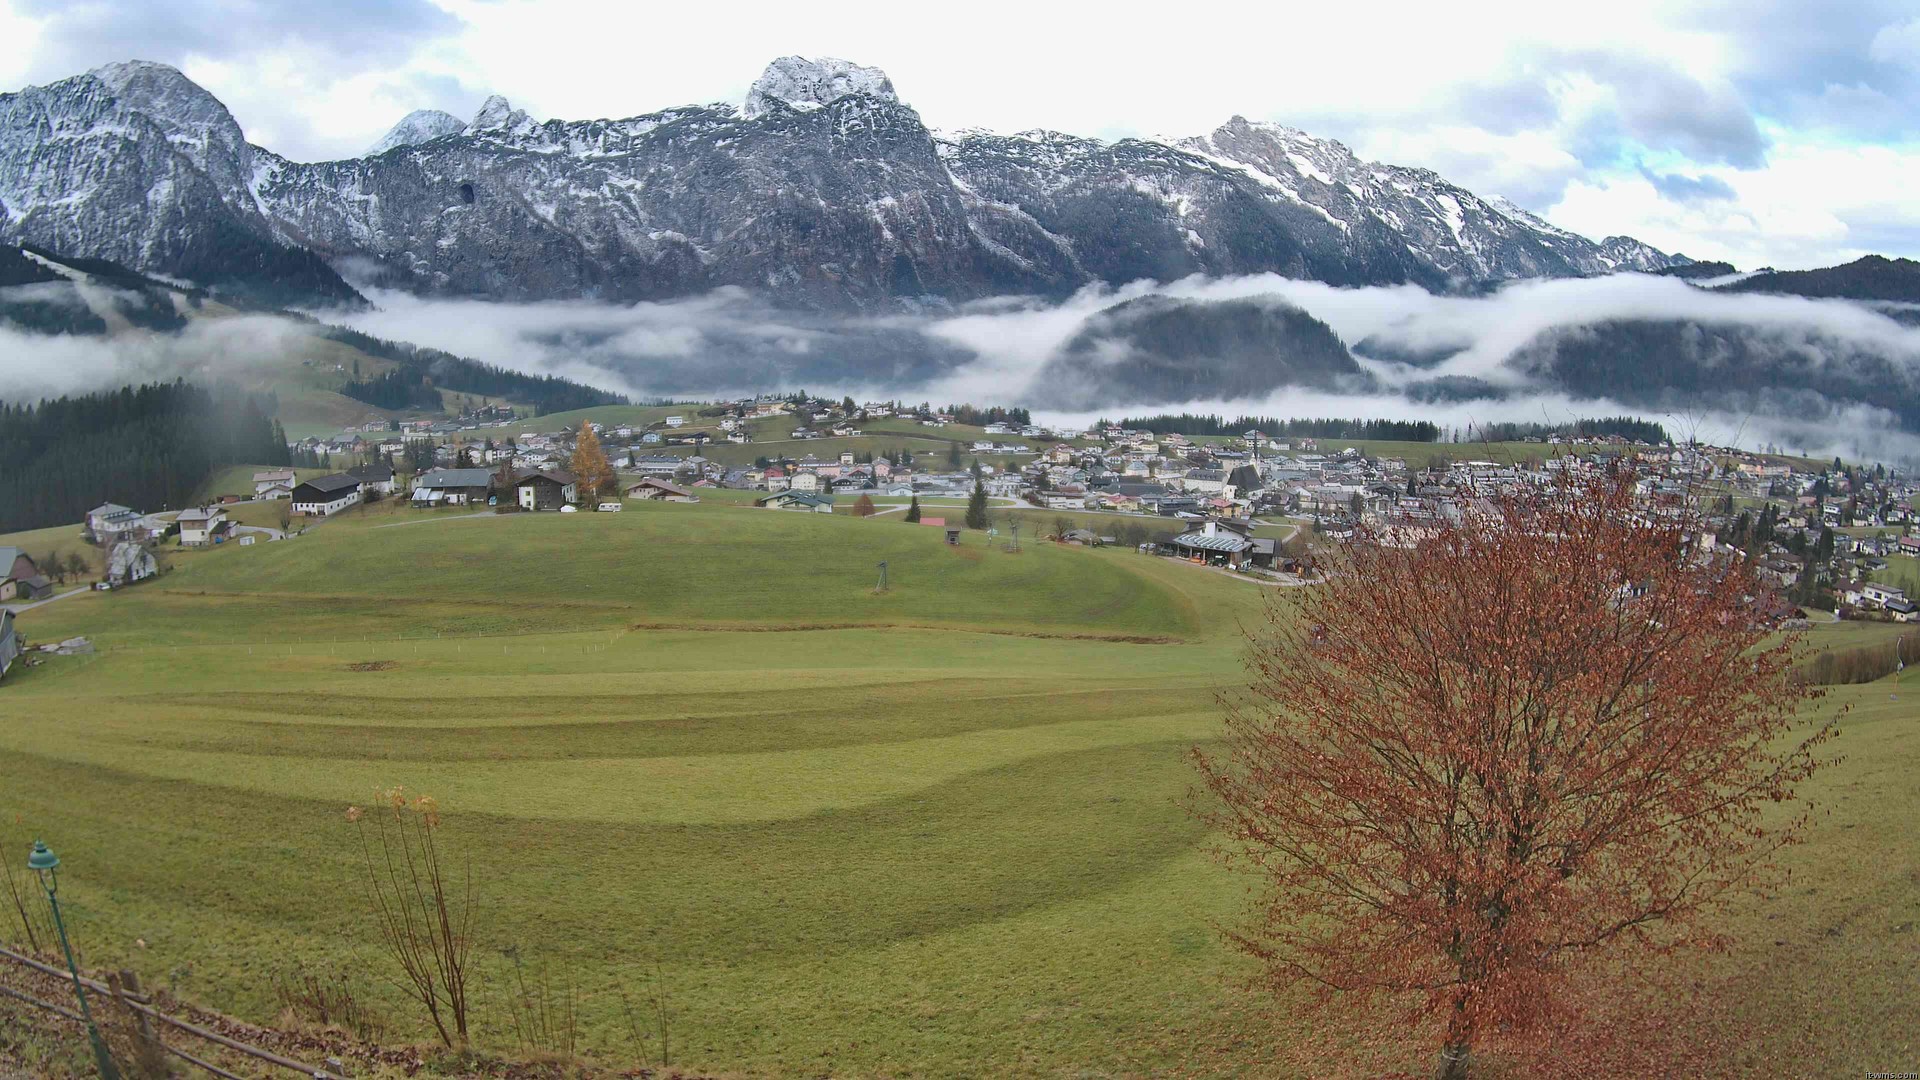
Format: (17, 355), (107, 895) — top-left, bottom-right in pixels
(345, 788), (475, 1047)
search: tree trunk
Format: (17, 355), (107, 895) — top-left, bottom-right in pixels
(1437, 1041), (1471, 1080)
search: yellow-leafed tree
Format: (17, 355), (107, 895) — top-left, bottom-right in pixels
(570, 421), (617, 498)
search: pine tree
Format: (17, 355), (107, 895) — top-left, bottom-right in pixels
(569, 421), (616, 498)
(966, 478), (989, 530)
(904, 495), (922, 523)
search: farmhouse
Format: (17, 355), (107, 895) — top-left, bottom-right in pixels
(0, 548), (50, 602)
(513, 469), (578, 511)
(347, 461), (398, 496)
(290, 474), (363, 516)
(625, 478), (698, 502)
(252, 469), (296, 499)
(757, 491), (836, 513)
(412, 467), (496, 506)
(175, 507), (232, 546)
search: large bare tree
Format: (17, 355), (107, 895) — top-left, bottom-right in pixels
(1196, 475), (1836, 1077)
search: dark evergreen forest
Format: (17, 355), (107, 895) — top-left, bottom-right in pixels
(0, 381), (289, 531)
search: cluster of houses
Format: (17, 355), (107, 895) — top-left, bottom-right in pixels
(274, 401), (1920, 609)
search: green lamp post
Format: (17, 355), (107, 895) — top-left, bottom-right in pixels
(28, 840), (120, 1080)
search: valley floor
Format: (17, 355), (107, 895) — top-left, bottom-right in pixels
(0, 500), (1911, 1077)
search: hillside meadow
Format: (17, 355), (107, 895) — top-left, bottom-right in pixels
(0, 499), (1909, 1077)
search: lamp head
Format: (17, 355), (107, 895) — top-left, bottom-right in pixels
(27, 837), (58, 887)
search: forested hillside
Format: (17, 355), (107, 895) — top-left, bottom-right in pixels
(317, 324), (627, 414)
(1114, 414), (1442, 440)
(0, 380), (289, 531)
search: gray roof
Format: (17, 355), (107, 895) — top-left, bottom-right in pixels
(296, 473), (362, 495)
(416, 468), (495, 488)
(1171, 532), (1252, 552)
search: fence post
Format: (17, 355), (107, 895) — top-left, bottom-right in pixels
(110, 971), (167, 1078)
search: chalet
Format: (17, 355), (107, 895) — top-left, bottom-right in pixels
(1900, 536), (1920, 558)
(290, 474), (363, 517)
(756, 491), (835, 513)
(625, 478), (698, 502)
(86, 503), (157, 545)
(0, 549), (49, 602)
(252, 469), (297, 499)
(513, 470), (578, 511)
(347, 461), (398, 496)
(0, 611), (18, 679)
(175, 507), (232, 546)
(412, 468), (496, 506)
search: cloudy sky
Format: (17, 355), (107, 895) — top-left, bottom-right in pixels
(2, 0), (1918, 270)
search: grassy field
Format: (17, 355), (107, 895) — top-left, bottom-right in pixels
(1867, 556), (1920, 597)
(0, 500), (1906, 1077)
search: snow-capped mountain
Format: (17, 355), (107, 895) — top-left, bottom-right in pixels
(366, 109), (467, 156)
(0, 56), (1687, 310)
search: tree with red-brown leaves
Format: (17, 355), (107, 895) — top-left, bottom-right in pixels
(1195, 475), (1837, 1078)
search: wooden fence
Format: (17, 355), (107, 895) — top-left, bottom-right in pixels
(0, 944), (344, 1078)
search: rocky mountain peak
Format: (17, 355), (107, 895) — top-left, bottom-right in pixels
(88, 59), (251, 176)
(469, 94), (530, 132)
(743, 56), (898, 118)
(366, 108), (467, 155)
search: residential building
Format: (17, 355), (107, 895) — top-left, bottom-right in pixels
(347, 461), (398, 496)
(756, 491), (836, 513)
(625, 478), (698, 502)
(411, 468), (496, 506)
(176, 507), (232, 545)
(252, 469), (297, 499)
(514, 469), (578, 511)
(290, 474), (363, 516)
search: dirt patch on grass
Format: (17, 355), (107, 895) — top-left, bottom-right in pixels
(345, 660), (398, 671)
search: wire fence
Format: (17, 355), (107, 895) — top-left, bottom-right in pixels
(0, 944), (346, 1079)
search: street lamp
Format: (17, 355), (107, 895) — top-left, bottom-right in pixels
(28, 840), (120, 1080)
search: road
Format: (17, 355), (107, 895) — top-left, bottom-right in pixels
(4, 586), (90, 613)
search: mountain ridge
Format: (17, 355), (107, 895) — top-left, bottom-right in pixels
(2, 56), (1687, 310)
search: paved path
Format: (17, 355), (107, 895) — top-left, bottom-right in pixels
(232, 524), (286, 540)
(4, 586), (91, 613)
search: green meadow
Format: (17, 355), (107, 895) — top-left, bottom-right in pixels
(0, 500), (1909, 1077)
